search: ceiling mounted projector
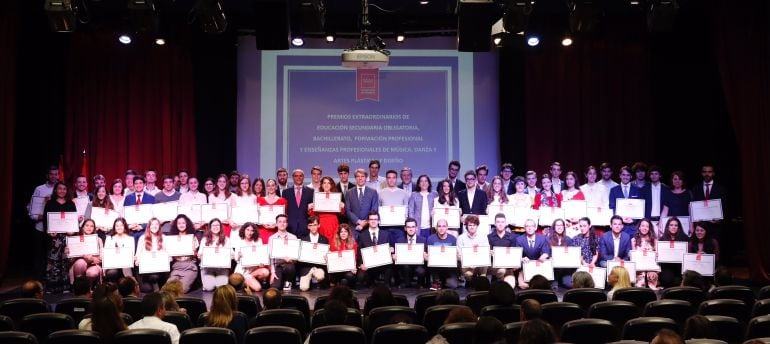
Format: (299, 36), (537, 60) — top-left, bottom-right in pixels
(342, 0), (390, 68)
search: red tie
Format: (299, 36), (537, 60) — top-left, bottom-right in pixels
(295, 188), (301, 207)
(705, 183), (711, 200)
(137, 194), (142, 205)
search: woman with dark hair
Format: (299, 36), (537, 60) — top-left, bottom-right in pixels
(209, 174), (233, 237)
(689, 222), (720, 263)
(408, 174), (435, 238)
(199, 218), (231, 291)
(659, 217), (689, 287)
(251, 178), (266, 198)
(68, 219), (104, 285)
(433, 179), (460, 237)
(79, 296), (127, 343)
(257, 179), (288, 244)
(135, 218), (167, 292)
(632, 218), (660, 289)
(103, 218), (135, 282)
(366, 285), (396, 314)
(328, 224), (358, 288)
(234, 222), (270, 292)
(43, 181), (77, 293)
(308, 176), (345, 242)
(548, 219), (576, 288)
(660, 171), (693, 218)
(84, 185), (115, 240)
(659, 217), (689, 241)
(203, 177), (216, 197)
(534, 174), (563, 235)
(573, 217), (598, 268)
(167, 214), (199, 293)
(108, 179), (125, 216)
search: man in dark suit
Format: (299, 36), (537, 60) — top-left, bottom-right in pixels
(276, 167), (290, 197)
(398, 167), (418, 193)
(393, 218), (427, 288)
(356, 211), (393, 287)
(283, 169), (314, 238)
(345, 168), (380, 240)
(690, 164), (728, 240)
(457, 170), (488, 217)
(598, 215), (632, 267)
(297, 215), (330, 291)
(500, 163), (515, 195)
(438, 160), (466, 193)
(609, 166), (643, 237)
(336, 163), (355, 198)
(641, 165), (670, 220)
(123, 175), (156, 244)
(515, 218), (552, 289)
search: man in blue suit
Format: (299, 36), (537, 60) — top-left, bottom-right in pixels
(356, 211), (392, 288)
(515, 219), (551, 289)
(609, 166), (643, 237)
(598, 215), (632, 267)
(641, 166), (670, 221)
(283, 169), (314, 238)
(123, 175), (155, 244)
(345, 168), (379, 240)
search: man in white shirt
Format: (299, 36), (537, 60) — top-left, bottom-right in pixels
(128, 293), (181, 344)
(598, 162), (619, 192)
(307, 165), (322, 191)
(643, 166), (668, 220)
(398, 167), (416, 192)
(366, 159), (386, 190)
(269, 214), (298, 290)
(525, 170), (540, 199)
(144, 169), (160, 196)
(457, 215), (490, 281)
(378, 170), (410, 244)
(123, 169), (137, 195)
(28, 165), (59, 279)
(74, 175), (90, 199)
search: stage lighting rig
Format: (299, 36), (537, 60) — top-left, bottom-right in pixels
(341, 0), (390, 69)
(191, 0), (227, 34)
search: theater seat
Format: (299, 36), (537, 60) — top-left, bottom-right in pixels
(243, 326), (301, 344)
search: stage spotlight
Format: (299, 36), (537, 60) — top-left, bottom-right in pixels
(561, 36), (573, 46)
(325, 33), (335, 43)
(291, 37), (305, 47)
(396, 33), (405, 43)
(44, 0), (79, 32)
(647, 0), (679, 32)
(193, 0), (227, 34)
(118, 34), (132, 44)
(420, 1), (429, 5)
(155, 38), (166, 45)
(128, 0), (159, 33)
(503, 1), (534, 35)
(526, 35), (539, 46)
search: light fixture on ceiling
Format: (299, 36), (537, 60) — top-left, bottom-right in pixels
(291, 37), (305, 47)
(341, 0), (390, 69)
(192, 0), (227, 34)
(44, 0), (83, 32)
(118, 34), (132, 44)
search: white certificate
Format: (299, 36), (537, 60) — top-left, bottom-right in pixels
(522, 259), (555, 281)
(512, 207), (537, 227)
(682, 253), (715, 276)
(102, 247), (134, 269)
(379, 205), (407, 226)
(91, 207), (120, 229)
(606, 261), (636, 282)
(269, 237), (300, 260)
(164, 235), (195, 257)
(655, 241), (688, 263)
(576, 266), (606, 289)
(30, 196), (48, 216)
(239, 244), (270, 267)
(199, 246), (232, 268)
(657, 216), (692, 237)
(492, 246), (523, 268)
(201, 203), (229, 223)
(47, 212), (79, 233)
(259, 204), (285, 225)
(615, 199), (645, 219)
(394, 243), (425, 265)
(74, 197), (90, 217)
(476, 215), (493, 237)
(138, 251), (171, 274)
(487, 204), (516, 224)
(298, 241), (330, 265)
(326, 250), (356, 273)
(562, 200), (588, 220)
(427, 245), (458, 268)
(313, 192), (342, 213)
(433, 207), (461, 228)
(123, 204), (153, 224)
(460, 246), (491, 268)
(551, 246), (582, 268)
(177, 204), (203, 223)
(689, 200), (723, 222)
(66, 234), (99, 257)
(231, 205), (259, 225)
(630, 250), (661, 271)
(152, 202), (179, 223)
(360, 243), (393, 268)
(538, 207), (565, 227)
(587, 207), (612, 226)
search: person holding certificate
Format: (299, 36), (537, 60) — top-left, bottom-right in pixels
(109, 179), (126, 219)
(230, 175), (258, 244)
(426, 219), (458, 290)
(135, 218), (169, 292)
(407, 174), (436, 239)
(580, 166), (610, 213)
(548, 219), (577, 288)
(378, 170), (410, 244)
(124, 176), (156, 246)
(329, 224), (358, 288)
(208, 174), (234, 237)
(508, 176), (533, 235)
(516, 219), (552, 289)
(457, 215), (490, 281)
(533, 174), (563, 235)
(234, 222), (269, 292)
(689, 222), (720, 263)
(572, 217), (599, 268)
(345, 168), (380, 240)
(155, 175), (182, 234)
(166, 214), (200, 293)
(598, 215), (632, 268)
(84, 185), (116, 241)
(660, 171), (692, 219)
(67, 219), (103, 285)
(268, 214), (298, 290)
(297, 216), (329, 291)
(433, 179), (461, 237)
(487, 213), (518, 288)
(356, 212), (393, 288)
(307, 176), (345, 242)
(631, 219), (661, 290)
(199, 218), (232, 291)
(178, 177), (208, 239)
(257, 179), (288, 244)
(43, 181), (77, 293)
(658, 217), (689, 288)
(103, 218), (135, 282)
(393, 218), (427, 288)
(457, 169), (489, 223)
(609, 166), (642, 237)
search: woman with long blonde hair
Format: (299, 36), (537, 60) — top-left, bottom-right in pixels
(607, 265), (632, 300)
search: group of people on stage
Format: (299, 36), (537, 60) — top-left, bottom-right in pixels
(27, 159), (725, 294)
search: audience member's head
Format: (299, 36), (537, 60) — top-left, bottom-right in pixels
(471, 276), (491, 291)
(651, 328), (684, 344)
(208, 285), (237, 327)
(160, 279), (184, 299)
(518, 319), (556, 344)
(21, 280), (44, 299)
(140, 292), (166, 319)
(488, 281), (515, 306)
(369, 285), (396, 309)
(92, 283), (123, 312)
(571, 271), (595, 289)
(474, 316), (505, 344)
(713, 266), (733, 287)
(435, 289), (460, 305)
(329, 285), (358, 309)
(520, 299), (542, 321)
(444, 307), (476, 324)
(683, 315), (714, 340)
(322, 299), (348, 326)
(681, 270), (706, 291)
(528, 275), (551, 290)
(161, 291), (181, 313)
(228, 273), (248, 294)
(118, 276), (140, 298)
(608, 266), (632, 289)
(263, 288), (282, 310)
(72, 276), (92, 297)
(90, 296), (127, 343)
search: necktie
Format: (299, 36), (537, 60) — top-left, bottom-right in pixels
(295, 187), (301, 207)
(409, 237), (414, 244)
(529, 240), (534, 248)
(358, 188), (364, 200)
(137, 194), (142, 205)
(372, 231), (377, 243)
(705, 183), (711, 200)
(623, 185), (629, 198)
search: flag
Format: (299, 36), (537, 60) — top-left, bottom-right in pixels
(58, 154), (65, 182)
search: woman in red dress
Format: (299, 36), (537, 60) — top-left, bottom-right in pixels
(257, 179), (288, 244)
(308, 176), (345, 242)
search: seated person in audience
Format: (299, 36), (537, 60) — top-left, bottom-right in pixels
(426, 307), (477, 344)
(72, 276), (92, 298)
(118, 276), (141, 298)
(683, 315), (714, 340)
(651, 328), (684, 344)
(128, 292), (181, 344)
(160, 279), (184, 299)
(161, 291), (183, 313)
(598, 215), (631, 267)
(79, 296), (127, 343)
(520, 299), (542, 320)
(607, 266), (632, 300)
(393, 217), (427, 288)
(269, 214), (297, 290)
(356, 211), (393, 288)
(435, 288), (461, 305)
(518, 318), (556, 344)
(528, 275), (551, 290)
(488, 213), (518, 288)
(488, 281), (515, 306)
(712, 266), (733, 290)
(298, 215), (328, 291)
(21, 280), (45, 299)
(426, 219), (458, 290)
(516, 219), (551, 289)
(570, 271), (595, 289)
(475, 316), (507, 344)
(471, 276), (491, 291)
(228, 273), (250, 295)
(262, 287), (282, 310)
(305, 300), (348, 344)
(680, 270), (706, 291)
(367, 285), (396, 313)
(328, 285), (359, 309)
(457, 215), (490, 281)
(204, 285), (247, 343)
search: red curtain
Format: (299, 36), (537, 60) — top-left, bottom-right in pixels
(0, 4), (18, 280)
(64, 33), (198, 183)
(712, 0), (770, 283)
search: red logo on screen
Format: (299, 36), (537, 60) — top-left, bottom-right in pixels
(356, 68), (380, 101)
